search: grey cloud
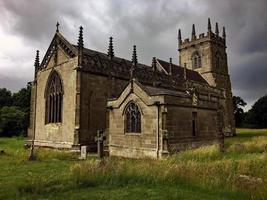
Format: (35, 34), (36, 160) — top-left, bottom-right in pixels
(0, 0), (267, 109)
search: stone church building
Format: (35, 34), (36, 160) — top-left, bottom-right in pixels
(28, 19), (235, 158)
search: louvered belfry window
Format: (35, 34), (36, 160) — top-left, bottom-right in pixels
(192, 51), (202, 69)
(125, 102), (141, 133)
(45, 71), (63, 124)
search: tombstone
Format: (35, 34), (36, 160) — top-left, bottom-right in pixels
(95, 130), (106, 158)
(80, 146), (87, 160)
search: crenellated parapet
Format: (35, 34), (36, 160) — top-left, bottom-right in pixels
(178, 18), (226, 51)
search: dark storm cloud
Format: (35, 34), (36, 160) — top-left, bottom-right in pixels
(0, 0), (266, 110)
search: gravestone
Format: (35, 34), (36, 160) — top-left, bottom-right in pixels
(80, 146), (87, 159)
(95, 130), (106, 158)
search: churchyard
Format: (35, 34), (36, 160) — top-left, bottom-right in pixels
(0, 129), (266, 200)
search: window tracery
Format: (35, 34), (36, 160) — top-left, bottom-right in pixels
(45, 71), (63, 124)
(125, 102), (141, 133)
(192, 51), (202, 69)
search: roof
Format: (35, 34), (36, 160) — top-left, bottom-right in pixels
(141, 84), (188, 97)
(156, 59), (208, 84)
(39, 32), (208, 94)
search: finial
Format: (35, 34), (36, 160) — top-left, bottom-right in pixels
(34, 50), (40, 77)
(130, 45), (138, 79)
(132, 45), (138, 67)
(215, 22), (219, 36)
(152, 57), (157, 71)
(192, 24), (196, 40)
(78, 26), (84, 49)
(178, 29), (182, 45)
(208, 18), (211, 33)
(107, 36), (114, 59)
(183, 63), (187, 80)
(222, 26), (226, 39)
(169, 58), (172, 76)
(34, 50), (40, 68)
(56, 22), (60, 33)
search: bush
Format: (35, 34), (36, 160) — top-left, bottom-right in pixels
(0, 84), (31, 137)
(0, 106), (26, 137)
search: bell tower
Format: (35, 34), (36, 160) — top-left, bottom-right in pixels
(178, 18), (235, 136)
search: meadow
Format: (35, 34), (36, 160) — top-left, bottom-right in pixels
(0, 129), (266, 200)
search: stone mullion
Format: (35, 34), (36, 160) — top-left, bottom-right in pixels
(53, 93), (56, 123)
(55, 93), (58, 123)
(49, 95), (53, 123)
(56, 93), (60, 122)
(59, 94), (62, 122)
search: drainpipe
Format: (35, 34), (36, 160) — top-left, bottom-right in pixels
(154, 101), (161, 158)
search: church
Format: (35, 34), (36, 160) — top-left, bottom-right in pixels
(27, 19), (235, 158)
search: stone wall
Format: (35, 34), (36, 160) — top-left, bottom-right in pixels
(165, 105), (219, 153)
(79, 71), (129, 150)
(108, 92), (158, 158)
(179, 33), (235, 136)
(33, 48), (78, 148)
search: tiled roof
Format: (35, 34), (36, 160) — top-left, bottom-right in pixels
(156, 59), (208, 84)
(141, 84), (188, 97)
(70, 45), (208, 90)
(74, 45), (174, 88)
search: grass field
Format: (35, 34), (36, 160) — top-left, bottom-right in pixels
(0, 129), (266, 200)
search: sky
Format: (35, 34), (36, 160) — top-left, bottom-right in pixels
(0, 0), (266, 111)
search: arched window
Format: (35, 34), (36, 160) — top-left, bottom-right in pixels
(45, 71), (63, 124)
(125, 102), (141, 133)
(192, 51), (202, 69)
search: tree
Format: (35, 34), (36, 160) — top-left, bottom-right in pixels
(248, 95), (267, 128)
(232, 96), (247, 127)
(12, 82), (31, 110)
(0, 83), (32, 137)
(0, 88), (13, 108)
(0, 106), (26, 137)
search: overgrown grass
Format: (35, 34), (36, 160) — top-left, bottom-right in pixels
(0, 129), (267, 200)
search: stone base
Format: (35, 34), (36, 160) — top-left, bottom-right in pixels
(32, 139), (74, 149)
(109, 145), (158, 158)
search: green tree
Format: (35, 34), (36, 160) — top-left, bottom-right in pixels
(0, 88), (13, 108)
(12, 82), (31, 110)
(0, 83), (32, 137)
(232, 96), (247, 127)
(0, 106), (26, 137)
(248, 95), (267, 128)
(12, 83), (32, 136)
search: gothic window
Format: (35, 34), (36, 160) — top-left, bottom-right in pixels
(192, 51), (202, 69)
(45, 71), (63, 124)
(125, 102), (141, 133)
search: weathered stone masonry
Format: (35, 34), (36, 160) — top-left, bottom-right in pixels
(28, 19), (235, 158)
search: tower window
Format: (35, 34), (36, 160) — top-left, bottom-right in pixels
(125, 102), (141, 133)
(192, 52), (202, 69)
(45, 71), (63, 124)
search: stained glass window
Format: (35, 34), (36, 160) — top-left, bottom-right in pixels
(45, 71), (63, 124)
(125, 102), (141, 133)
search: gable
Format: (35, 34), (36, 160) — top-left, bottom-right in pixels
(40, 33), (78, 69)
(107, 80), (163, 109)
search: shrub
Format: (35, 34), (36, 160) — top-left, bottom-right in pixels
(0, 106), (26, 137)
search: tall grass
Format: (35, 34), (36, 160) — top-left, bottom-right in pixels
(2, 131), (266, 200)
(66, 140), (267, 199)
